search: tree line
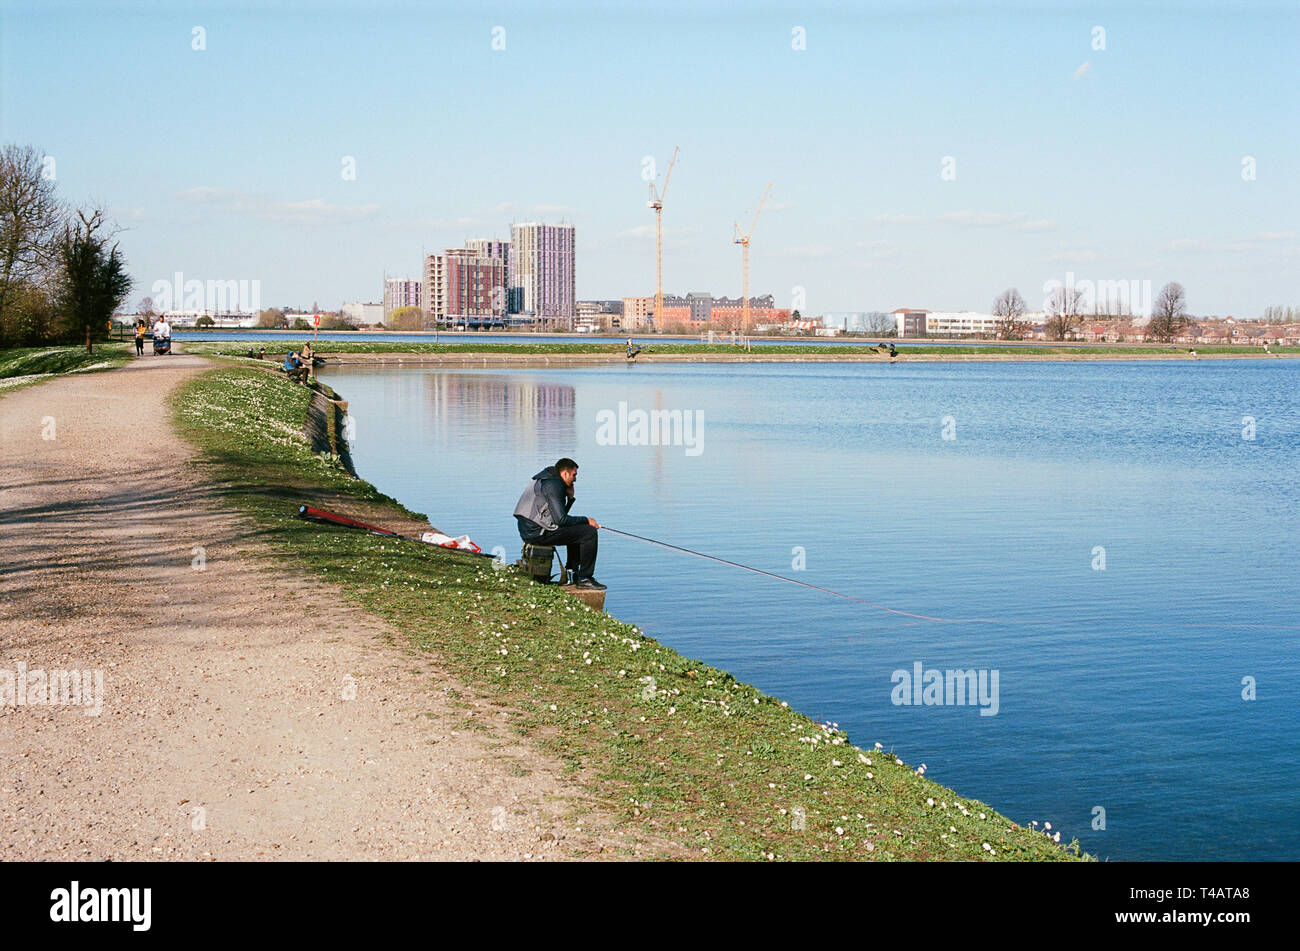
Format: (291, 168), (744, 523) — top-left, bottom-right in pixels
(1260, 305), (1299, 323)
(0, 144), (132, 351)
(992, 282), (1191, 342)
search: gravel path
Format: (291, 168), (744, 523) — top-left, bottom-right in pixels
(0, 350), (626, 860)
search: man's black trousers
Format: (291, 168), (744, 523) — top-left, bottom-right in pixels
(532, 523), (598, 580)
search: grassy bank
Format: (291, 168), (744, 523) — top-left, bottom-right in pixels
(182, 340), (1298, 360)
(0, 344), (133, 393)
(172, 364), (1089, 861)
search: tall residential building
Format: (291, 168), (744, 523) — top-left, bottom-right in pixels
(509, 222), (575, 328)
(383, 277), (421, 318)
(465, 238), (510, 266)
(424, 248), (507, 327)
(465, 239), (510, 313)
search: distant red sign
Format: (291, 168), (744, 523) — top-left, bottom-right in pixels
(312, 314), (321, 328)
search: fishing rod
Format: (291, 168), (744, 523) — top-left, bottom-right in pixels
(599, 525), (1004, 624)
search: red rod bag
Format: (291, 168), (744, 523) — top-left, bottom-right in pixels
(297, 505), (399, 537)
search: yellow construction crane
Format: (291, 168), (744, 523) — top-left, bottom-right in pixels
(732, 182), (772, 335)
(647, 146), (679, 331)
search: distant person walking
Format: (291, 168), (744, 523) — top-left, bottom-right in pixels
(514, 458), (604, 590)
(134, 321), (145, 356)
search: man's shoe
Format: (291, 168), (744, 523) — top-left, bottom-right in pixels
(574, 576), (606, 590)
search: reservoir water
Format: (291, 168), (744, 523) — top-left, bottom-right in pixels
(317, 358), (1299, 861)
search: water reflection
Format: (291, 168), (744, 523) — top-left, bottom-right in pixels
(328, 369), (576, 458)
(424, 373), (576, 452)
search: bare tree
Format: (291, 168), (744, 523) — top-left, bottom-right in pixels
(992, 287), (1030, 339)
(1044, 286), (1084, 341)
(1147, 282), (1189, 342)
(0, 144), (64, 329)
(862, 312), (896, 336)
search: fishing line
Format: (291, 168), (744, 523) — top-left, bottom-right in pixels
(600, 525), (1004, 624)
(600, 527), (1300, 632)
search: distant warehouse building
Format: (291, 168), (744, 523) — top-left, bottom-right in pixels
(687, 292), (712, 323)
(621, 293), (789, 330)
(893, 308), (930, 337)
(709, 295), (790, 329)
(342, 301), (385, 325)
(576, 299), (624, 331)
(893, 309), (1005, 338)
(925, 312), (1002, 337)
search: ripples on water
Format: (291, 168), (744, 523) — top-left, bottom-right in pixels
(320, 359), (1299, 860)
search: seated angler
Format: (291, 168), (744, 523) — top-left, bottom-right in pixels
(513, 457), (604, 590)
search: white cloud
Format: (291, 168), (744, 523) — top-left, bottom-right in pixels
(383, 215), (480, 231)
(876, 210), (1053, 231)
(1043, 248), (1103, 263)
(855, 239), (900, 259)
(614, 224), (655, 240)
(611, 224), (698, 246)
(180, 186), (378, 224)
(941, 210), (1029, 228)
(1168, 236), (1256, 254)
(780, 244), (834, 259)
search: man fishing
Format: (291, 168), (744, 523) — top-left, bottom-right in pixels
(514, 458), (604, 590)
(283, 350), (307, 383)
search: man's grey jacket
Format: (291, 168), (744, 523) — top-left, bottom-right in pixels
(514, 466), (588, 542)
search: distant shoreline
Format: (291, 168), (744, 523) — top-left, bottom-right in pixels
(172, 327), (1299, 352)
(311, 350), (1297, 366)
(175, 340), (1299, 366)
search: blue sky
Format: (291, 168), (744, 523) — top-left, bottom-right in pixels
(2, 0), (1296, 316)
